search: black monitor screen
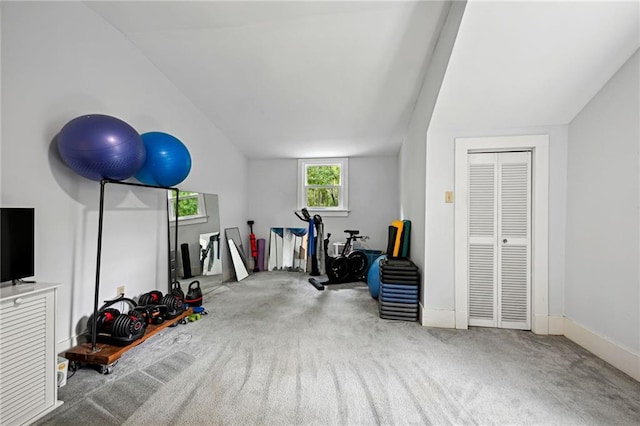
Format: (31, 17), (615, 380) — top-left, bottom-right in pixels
(1, 208), (35, 283)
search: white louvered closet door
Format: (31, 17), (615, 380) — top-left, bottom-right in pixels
(468, 152), (531, 330)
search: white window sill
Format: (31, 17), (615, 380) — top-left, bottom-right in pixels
(304, 209), (349, 217)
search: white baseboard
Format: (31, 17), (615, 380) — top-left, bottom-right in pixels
(57, 334), (83, 356)
(548, 315), (564, 335)
(563, 317), (639, 382)
(532, 314), (549, 335)
(420, 305), (456, 328)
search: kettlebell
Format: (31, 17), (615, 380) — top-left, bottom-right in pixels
(185, 280), (203, 307)
(171, 280), (185, 301)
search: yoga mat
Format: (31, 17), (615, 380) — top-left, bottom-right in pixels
(401, 220), (411, 257)
(391, 220), (404, 257)
(386, 225), (397, 255)
(257, 238), (265, 271)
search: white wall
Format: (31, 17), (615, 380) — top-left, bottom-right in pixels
(399, 1), (465, 311)
(565, 49), (639, 353)
(247, 156), (399, 257)
(424, 126), (568, 319)
(1, 2), (248, 351)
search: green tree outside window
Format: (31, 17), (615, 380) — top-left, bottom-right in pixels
(306, 165), (341, 208)
(170, 191), (200, 218)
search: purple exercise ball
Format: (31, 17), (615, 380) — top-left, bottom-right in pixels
(57, 114), (145, 181)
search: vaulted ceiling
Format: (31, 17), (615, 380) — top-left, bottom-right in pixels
(85, 1), (639, 159)
(86, 0), (449, 159)
(432, 0), (639, 131)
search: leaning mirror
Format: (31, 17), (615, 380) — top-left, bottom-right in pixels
(168, 191), (222, 293)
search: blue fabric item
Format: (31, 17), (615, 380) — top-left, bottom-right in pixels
(308, 221), (315, 256)
(290, 228), (307, 237)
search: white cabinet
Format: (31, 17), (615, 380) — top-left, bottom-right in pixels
(0, 283), (62, 425)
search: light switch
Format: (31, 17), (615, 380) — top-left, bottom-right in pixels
(445, 191), (454, 203)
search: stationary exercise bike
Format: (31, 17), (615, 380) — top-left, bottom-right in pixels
(320, 230), (369, 284)
(295, 209), (370, 290)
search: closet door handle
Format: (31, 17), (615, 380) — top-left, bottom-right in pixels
(502, 239), (508, 244)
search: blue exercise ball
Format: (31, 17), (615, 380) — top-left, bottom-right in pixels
(135, 132), (191, 187)
(57, 114), (145, 181)
(367, 254), (386, 299)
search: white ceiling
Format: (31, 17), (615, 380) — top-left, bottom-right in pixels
(432, 0), (640, 131)
(85, 1), (639, 159)
(86, 0), (450, 159)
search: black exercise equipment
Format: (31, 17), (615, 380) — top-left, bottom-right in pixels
(138, 290), (163, 306)
(87, 295), (146, 346)
(133, 304), (166, 325)
(171, 280), (185, 300)
(160, 293), (184, 319)
(311, 230), (369, 290)
(89, 179), (180, 353)
(295, 209), (369, 291)
(378, 258), (420, 322)
(185, 280), (203, 306)
(294, 208), (322, 277)
(180, 243), (193, 279)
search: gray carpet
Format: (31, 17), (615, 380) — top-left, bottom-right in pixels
(38, 272), (640, 425)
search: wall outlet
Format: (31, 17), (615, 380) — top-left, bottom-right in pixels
(116, 285), (125, 296)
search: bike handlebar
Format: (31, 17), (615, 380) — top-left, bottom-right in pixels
(294, 208), (312, 222)
(295, 208), (323, 225)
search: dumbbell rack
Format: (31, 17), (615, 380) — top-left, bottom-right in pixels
(64, 308), (192, 374)
(65, 179), (183, 374)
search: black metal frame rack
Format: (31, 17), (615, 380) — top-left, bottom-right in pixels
(89, 179), (180, 352)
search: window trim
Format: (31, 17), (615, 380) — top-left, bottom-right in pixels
(297, 158), (349, 217)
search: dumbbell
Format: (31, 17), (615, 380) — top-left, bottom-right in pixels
(87, 308), (145, 337)
(138, 290), (163, 306)
(87, 308), (120, 335)
(160, 293), (184, 319)
(133, 305), (165, 325)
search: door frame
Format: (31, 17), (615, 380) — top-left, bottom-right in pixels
(454, 135), (549, 334)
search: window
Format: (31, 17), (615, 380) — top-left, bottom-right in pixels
(297, 158), (348, 216)
(168, 191), (207, 224)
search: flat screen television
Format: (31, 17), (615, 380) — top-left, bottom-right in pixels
(1, 208), (35, 284)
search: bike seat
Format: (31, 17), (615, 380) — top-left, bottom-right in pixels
(344, 229), (359, 236)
